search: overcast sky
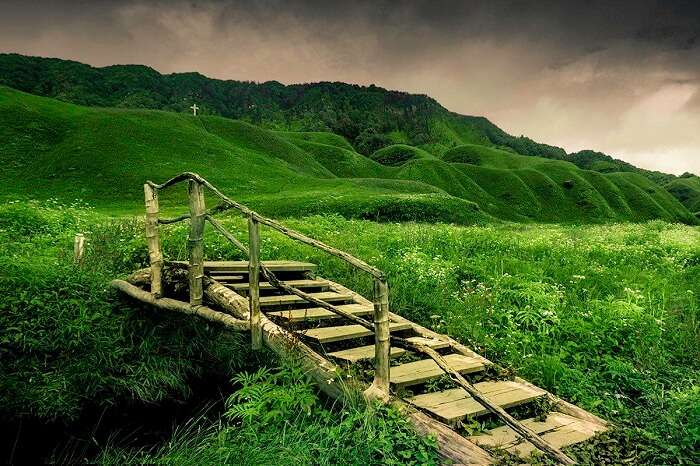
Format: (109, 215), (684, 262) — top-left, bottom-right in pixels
(2, 0), (699, 174)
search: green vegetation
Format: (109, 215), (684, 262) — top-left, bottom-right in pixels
(100, 365), (438, 466)
(3, 52), (694, 190)
(665, 174), (700, 215)
(2, 202), (698, 463)
(2, 53), (699, 464)
(0, 85), (696, 225)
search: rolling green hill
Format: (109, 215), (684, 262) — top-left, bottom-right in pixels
(2, 52), (697, 210)
(0, 85), (696, 225)
(665, 175), (700, 215)
(0, 53), (606, 162)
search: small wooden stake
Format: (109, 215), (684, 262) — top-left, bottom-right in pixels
(73, 233), (85, 265)
(144, 184), (163, 297)
(364, 278), (391, 401)
(248, 215), (262, 350)
(187, 180), (206, 305)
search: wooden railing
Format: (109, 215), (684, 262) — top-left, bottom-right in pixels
(143, 172), (391, 399)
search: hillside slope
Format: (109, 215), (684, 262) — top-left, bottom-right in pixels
(0, 53), (589, 161)
(665, 176), (700, 215)
(0, 86), (695, 224)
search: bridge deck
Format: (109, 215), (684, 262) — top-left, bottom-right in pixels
(205, 261), (607, 462)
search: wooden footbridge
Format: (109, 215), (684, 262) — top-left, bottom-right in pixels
(111, 173), (607, 465)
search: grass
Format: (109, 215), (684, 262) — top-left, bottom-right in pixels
(1, 83), (699, 464)
(2, 199), (698, 463)
(1, 85), (696, 225)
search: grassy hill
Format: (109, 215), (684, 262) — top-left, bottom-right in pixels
(0, 54), (614, 161)
(0, 85), (696, 225)
(665, 175), (700, 216)
(3, 52), (698, 209)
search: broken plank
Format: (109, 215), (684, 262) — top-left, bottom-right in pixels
(468, 412), (580, 448)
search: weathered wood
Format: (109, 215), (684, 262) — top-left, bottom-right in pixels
(391, 353), (486, 388)
(73, 233), (85, 265)
(407, 343), (576, 465)
(300, 322), (412, 344)
(267, 303), (373, 322)
(120, 268), (496, 465)
(157, 212), (191, 224)
(204, 277), (347, 400)
(248, 215), (262, 350)
(259, 291), (353, 307)
(187, 180), (206, 305)
(329, 337), (450, 363)
(468, 411), (604, 453)
(409, 381), (545, 424)
(228, 279), (329, 293)
(144, 184), (163, 297)
(214, 275), (246, 282)
(196, 272), (497, 466)
(110, 279), (249, 331)
(127, 267), (151, 287)
(250, 262), (574, 464)
(394, 402), (494, 465)
(365, 278), (391, 401)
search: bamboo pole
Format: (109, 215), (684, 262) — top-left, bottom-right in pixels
(364, 278), (390, 401)
(248, 215), (262, 350)
(110, 279), (249, 331)
(144, 184), (163, 297)
(187, 180), (206, 305)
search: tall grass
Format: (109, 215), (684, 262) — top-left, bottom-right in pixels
(2, 204), (698, 463)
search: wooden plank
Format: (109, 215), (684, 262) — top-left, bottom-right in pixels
(213, 275), (245, 281)
(202, 260), (317, 273)
(329, 337), (451, 362)
(503, 415), (606, 457)
(300, 321), (412, 344)
(228, 279), (329, 292)
(266, 303), (373, 322)
(408, 381), (545, 424)
(468, 412), (579, 448)
(259, 291), (352, 308)
(391, 353), (486, 389)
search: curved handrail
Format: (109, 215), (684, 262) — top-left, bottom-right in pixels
(147, 172), (385, 279)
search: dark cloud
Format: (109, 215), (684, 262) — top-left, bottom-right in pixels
(1, 0), (699, 173)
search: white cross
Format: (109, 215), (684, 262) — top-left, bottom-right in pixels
(190, 103), (199, 116)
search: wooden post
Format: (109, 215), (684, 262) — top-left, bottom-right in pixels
(365, 278), (390, 401)
(73, 233), (85, 265)
(187, 180), (206, 305)
(248, 215), (262, 350)
(144, 184), (163, 297)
